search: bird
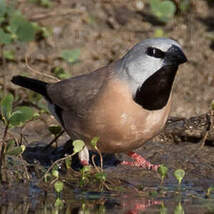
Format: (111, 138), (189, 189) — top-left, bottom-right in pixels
(11, 38), (187, 171)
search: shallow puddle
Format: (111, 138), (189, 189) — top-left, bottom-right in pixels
(1, 124), (214, 214)
(1, 172), (214, 214)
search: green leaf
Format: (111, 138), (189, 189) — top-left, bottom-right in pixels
(51, 66), (71, 80)
(90, 136), (99, 149)
(1, 93), (14, 122)
(72, 139), (85, 154)
(9, 106), (34, 126)
(48, 125), (62, 136)
(9, 14), (36, 42)
(54, 197), (64, 208)
(52, 169), (59, 178)
(158, 164), (168, 181)
(150, 0), (176, 23)
(54, 181), (64, 193)
(0, 29), (12, 45)
(6, 145), (25, 156)
(61, 49), (81, 64)
(174, 169), (185, 184)
(3, 50), (15, 60)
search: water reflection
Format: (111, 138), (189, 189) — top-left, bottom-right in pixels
(1, 192), (214, 214)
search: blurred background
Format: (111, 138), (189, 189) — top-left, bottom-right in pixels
(1, 0), (214, 118)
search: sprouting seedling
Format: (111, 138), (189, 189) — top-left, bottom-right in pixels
(54, 197), (64, 208)
(80, 165), (91, 187)
(51, 66), (71, 80)
(48, 125), (62, 137)
(160, 202), (168, 214)
(52, 168), (59, 179)
(158, 164), (168, 184)
(41, 139), (86, 182)
(206, 186), (214, 198)
(90, 137), (104, 170)
(91, 136), (100, 150)
(174, 202), (184, 214)
(54, 180), (64, 193)
(174, 169), (185, 185)
(48, 124), (63, 147)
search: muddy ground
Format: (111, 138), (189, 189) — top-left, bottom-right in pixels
(1, 0), (214, 213)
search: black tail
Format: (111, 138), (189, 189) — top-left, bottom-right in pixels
(11, 75), (49, 99)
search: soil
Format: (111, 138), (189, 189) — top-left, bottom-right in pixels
(1, 0), (214, 213)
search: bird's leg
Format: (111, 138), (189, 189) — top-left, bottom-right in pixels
(121, 151), (159, 171)
(78, 146), (90, 166)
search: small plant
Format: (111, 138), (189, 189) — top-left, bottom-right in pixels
(80, 165), (91, 187)
(174, 169), (185, 185)
(54, 180), (64, 210)
(48, 124), (63, 147)
(54, 180), (64, 194)
(54, 197), (64, 208)
(51, 66), (71, 80)
(48, 125), (62, 137)
(149, 0), (176, 23)
(0, 1), (50, 93)
(61, 49), (81, 65)
(41, 137), (110, 191)
(0, 1), (36, 45)
(0, 93), (34, 183)
(158, 164), (168, 184)
(160, 202), (168, 214)
(174, 202), (184, 214)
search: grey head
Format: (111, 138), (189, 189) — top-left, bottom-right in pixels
(116, 37), (187, 110)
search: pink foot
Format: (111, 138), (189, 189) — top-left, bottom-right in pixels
(121, 152), (159, 171)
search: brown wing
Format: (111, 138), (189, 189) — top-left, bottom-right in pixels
(46, 64), (114, 116)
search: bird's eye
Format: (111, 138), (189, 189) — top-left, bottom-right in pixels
(146, 47), (165, 58)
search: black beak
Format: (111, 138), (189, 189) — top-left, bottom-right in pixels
(165, 45), (187, 65)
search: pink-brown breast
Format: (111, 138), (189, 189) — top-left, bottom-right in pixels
(63, 78), (172, 153)
(77, 78), (172, 153)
